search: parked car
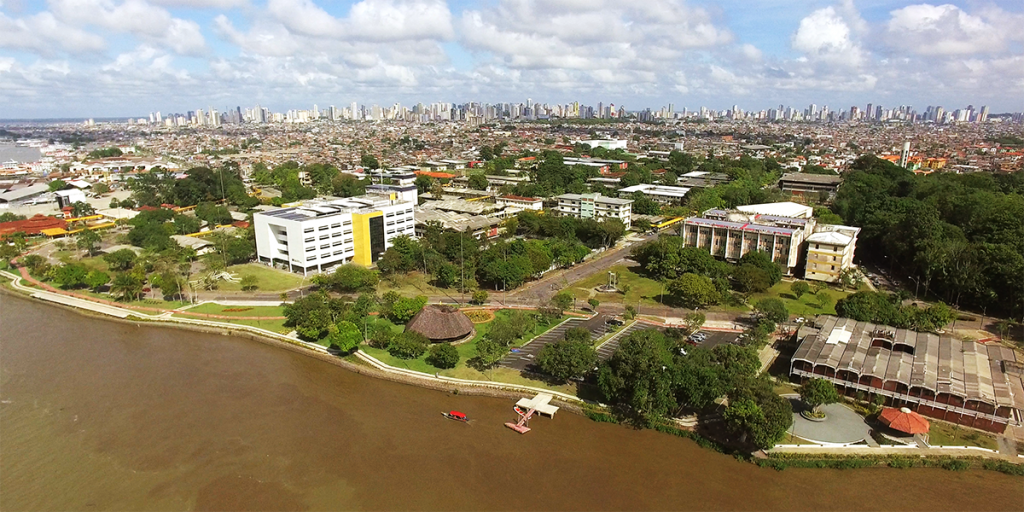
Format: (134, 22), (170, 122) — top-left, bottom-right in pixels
(605, 318), (625, 326)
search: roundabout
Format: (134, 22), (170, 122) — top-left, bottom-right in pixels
(784, 395), (871, 444)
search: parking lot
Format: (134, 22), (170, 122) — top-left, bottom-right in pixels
(499, 315), (612, 371)
(690, 330), (741, 350)
(596, 320), (657, 360)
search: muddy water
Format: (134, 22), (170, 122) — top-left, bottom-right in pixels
(1, 294), (1021, 511)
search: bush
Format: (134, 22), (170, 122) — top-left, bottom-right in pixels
(388, 331), (429, 359)
(471, 289), (488, 305)
(942, 459), (971, 472)
(426, 343), (459, 369)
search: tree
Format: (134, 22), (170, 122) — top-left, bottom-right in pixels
(240, 274), (258, 291)
(475, 337), (508, 367)
(732, 264), (771, 293)
(314, 264), (379, 293)
(467, 174), (489, 191)
(471, 289), (488, 305)
(738, 251), (782, 286)
(667, 273), (719, 309)
(153, 271), (184, 299)
(388, 296), (427, 323)
(587, 298), (600, 311)
(790, 281), (810, 299)
(48, 179), (68, 192)
(71, 201), (96, 218)
(683, 311), (705, 334)
(427, 343), (460, 369)
(552, 291), (574, 311)
(326, 321), (363, 352)
(799, 378), (840, 413)
(110, 271), (144, 301)
(103, 248), (138, 271)
(360, 154), (380, 170)
(84, 270), (110, 291)
(597, 329), (676, 426)
(634, 218), (651, 233)
(52, 264), (88, 289)
(816, 290), (833, 310)
(754, 298), (788, 324)
(92, 182), (111, 194)
(388, 331), (429, 359)
(76, 229), (101, 255)
(537, 337), (597, 382)
(725, 378), (793, 449)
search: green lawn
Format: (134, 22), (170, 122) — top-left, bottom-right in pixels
(378, 271), (468, 301)
(200, 264), (305, 292)
(361, 309), (572, 391)
(170, 312), (292, 334)
(927, 421), (998, 450)
(779, 433), (817, 445)
(746, 281), (853, 318)
(566, 264), (666, 307)
(180, 302), (286, 317)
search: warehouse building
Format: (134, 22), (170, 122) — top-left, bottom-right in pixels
(791, 315), (1023, 433)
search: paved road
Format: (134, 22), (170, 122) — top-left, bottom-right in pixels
(509, 233), (656, 304)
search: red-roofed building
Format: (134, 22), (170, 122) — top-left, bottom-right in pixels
(0, 215), (67, 236)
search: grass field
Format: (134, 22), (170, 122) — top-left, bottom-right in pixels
(746, 281), (852, 317)
(566, 264), (666, 307)
(779, 433), (818, 445)
(927, 421), (998, 450)
(200, 264), (305, 292)
(170, 312), (292, 334)
(360, 309), (571, 391)
(179, 302), (286, 317)
(378, 272), (468, 302)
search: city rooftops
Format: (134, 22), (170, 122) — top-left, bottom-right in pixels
(259, 196), (403, 221)
(618, 183), (691, 198)
(736, 201), (814, 219)
(779, 172), (843, 185)
(555, 193), (633, 205)
(685, 216), (796, 236)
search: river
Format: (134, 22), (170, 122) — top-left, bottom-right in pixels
(1, 294), (1021, 511)
(0, 144), (43, 164)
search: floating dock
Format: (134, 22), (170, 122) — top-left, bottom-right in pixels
(504, 393), (558, 434)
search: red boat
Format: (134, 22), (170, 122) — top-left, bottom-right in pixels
(442, 410), (468, 422)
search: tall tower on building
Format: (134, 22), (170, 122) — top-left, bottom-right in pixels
(899, 142), (911, 168)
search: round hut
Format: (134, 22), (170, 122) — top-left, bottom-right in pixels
(405, 305), (475, 343)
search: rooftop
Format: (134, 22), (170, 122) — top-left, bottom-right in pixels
(779, 172), (844, 185)
(736, 201), (814, 219)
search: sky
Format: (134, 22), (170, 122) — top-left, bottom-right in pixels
(0, 0), (1022, 118)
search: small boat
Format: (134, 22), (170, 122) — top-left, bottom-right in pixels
(442, 410), (469, 422)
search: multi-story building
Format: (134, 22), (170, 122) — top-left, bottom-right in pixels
(554, 193), (632, 228)
(681, 202), (861, 279)
(254, 197), (415, 274)
(495, 195), (542, 210)
(617, 184), (690, 204)
(804, 225), (861, 283)
(778, 172), (843, 197)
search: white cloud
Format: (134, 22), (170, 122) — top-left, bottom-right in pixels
(887, 4), (1006, 56)
(49, 0), (207, 55)
(791, 5), (865, 67)
(266, 0), (453, 42)
(149, 0), (247, 7)
(0, 11), (106, 55)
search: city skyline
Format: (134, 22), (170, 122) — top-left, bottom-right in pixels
(1, 0), (1023, 118)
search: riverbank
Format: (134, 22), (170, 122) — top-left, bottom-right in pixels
(4, 270), (1021, 473)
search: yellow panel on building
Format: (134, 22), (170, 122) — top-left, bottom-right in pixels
(350, 211), (382, 267)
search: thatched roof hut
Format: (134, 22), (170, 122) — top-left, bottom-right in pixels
(406, 305), (475, 342)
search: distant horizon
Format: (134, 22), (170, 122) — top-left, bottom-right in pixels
(1, 1), (1022, 118)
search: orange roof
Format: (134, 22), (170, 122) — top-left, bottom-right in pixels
(517, 156), (536, 161)
(0, 215), (67, 236)
(415, 171), (457, 179)
(879, 407), (929, 434)
(500, 195), (540, 202)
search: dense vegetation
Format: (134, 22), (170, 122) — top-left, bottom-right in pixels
(832, 155), (1024, 318)
(597, 328), (792, 450)
(126, 164), (259, 209)
(251, 161), (369, 203)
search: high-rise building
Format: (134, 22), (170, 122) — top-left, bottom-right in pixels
(899, 142), (911, 168)
(980, 105), (989, 122)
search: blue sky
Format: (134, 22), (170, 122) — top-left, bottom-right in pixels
(0, 0), (1022, 118)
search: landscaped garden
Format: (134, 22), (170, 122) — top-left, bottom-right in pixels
(360, 308), (575, 393)
(198, 263), (304, 292)
(926, 420), (998, 450)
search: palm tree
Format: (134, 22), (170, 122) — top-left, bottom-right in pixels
(110, 272), (144, 301)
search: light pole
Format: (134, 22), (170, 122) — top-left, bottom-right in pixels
(908, 275), (920, 301)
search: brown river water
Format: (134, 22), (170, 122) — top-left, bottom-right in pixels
(1, 293), (1022, 511)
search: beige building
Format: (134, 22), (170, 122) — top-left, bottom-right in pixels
(554, 193), (632, 229)
(804, 225), (861, 282)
